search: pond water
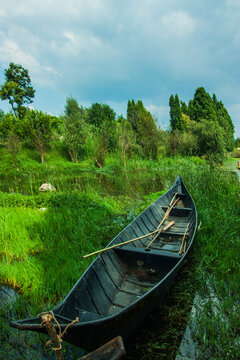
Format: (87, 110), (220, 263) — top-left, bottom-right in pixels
(0, 169), (175, 197)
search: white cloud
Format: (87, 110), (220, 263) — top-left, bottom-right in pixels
(145, 104), (170, 129)
(0, 0), (239, 122)
(0, 31), (39, 69)
(226, 0), (240, 7)
(0, 8), (6, 17)
(0, 30), (61, 87)
(161, 11), (196, 38)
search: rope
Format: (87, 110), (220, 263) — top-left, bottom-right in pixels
(39, 310), (79, 351)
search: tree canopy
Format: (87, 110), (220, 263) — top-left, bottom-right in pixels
(188, 87), (217, 123)
(23, 110), (59, 163)
(0, 62), (35, 119)
(169, 94), (186, 131)
(62, 97), (91, 162)
(127, 100), (159, 159)
(168, 87), (235, 161)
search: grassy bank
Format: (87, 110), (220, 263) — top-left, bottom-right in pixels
(0, 154), (239, 359)
(186, 168), (240, 359)
(127, 165), (240, 359)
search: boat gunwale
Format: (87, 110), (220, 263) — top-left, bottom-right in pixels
(10, 176), (197, 330)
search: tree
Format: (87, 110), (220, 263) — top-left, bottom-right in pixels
(169, 130), (197, 156)
(87, 103), (117, 151)
(23, 110), (59, 163)
(127, 100), (159, 159)
(188, 87), (217, 123)
(6, 130), (20, 167)
(0, 113), (24, 140)
(181, 101), (188, 115)
(0, 62), (35, 119)
(87, 103), (116, 128)
(169, 94), (185, 131)
(235, 138), (240, 148)
(63, 97), (91, 163)
(212, 94), (235, 152)
(127, 100), (139, 132)
(190, 119), (225, 163)
(116, 117), (136, 168)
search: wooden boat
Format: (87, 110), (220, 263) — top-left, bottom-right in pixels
(10, 176), (197, 351)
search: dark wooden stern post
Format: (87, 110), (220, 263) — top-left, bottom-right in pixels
(41, 314), (65, 360)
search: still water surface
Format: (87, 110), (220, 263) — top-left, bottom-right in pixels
(0, 170), (174, 197)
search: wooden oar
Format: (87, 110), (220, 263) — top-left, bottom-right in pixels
(145, 220), (176, 250)
(83, 192), (178, 259)
(82, 220), (175, 259)
(145, 195), (179, 251)
(169, 192), (177, 207)
(156, 194), (179, 231)
(179, 223), (190, 255)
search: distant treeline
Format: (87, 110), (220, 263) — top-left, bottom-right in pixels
(0, 62), (237, 165)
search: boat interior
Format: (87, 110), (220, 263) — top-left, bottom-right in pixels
(55, 185), (196, 322)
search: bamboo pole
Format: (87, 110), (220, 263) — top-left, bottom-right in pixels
(145, 196), (179, 250)
(179, 223), (190, 255)
(83, 192), (179, 259)
(156, 196), (179, 231)
(82, 221), (175, 259)
(169, 192), (177, 207)
(145, 220), (175, 250)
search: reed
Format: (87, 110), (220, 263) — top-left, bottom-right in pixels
(0, 155), (239, 359)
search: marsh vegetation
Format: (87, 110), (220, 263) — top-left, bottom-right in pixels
(0, 62), (240, 359)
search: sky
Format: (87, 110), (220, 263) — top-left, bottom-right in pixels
(0, 0), (239, 136)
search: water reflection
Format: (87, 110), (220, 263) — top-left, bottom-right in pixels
(0, 171), (166, 197)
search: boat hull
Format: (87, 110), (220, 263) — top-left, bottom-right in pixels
(10, 176), (197, 351)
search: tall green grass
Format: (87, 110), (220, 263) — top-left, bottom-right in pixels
(0, 155), (239, 359)
(181, 166), (240, 359)
(0, 191), (138, 305)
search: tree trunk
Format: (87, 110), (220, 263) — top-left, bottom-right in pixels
(94, 157), (102, 168)
(68, 149), (74, 162)
(122, 148), (126, 169)
(40, 143), (44, 163)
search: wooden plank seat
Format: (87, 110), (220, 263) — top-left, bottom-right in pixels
(114, 245), (181, 260)
(161, 206), (193, 217)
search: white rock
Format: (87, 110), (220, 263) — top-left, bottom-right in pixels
(39, 183), (56, 192)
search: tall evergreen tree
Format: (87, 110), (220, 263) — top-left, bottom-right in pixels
(169, 94), (185, 131)
(181, 101), (188, 115)
(127, 99), (139, 132)
(212, 94), (234, 151)
(127, 99), (159, 159)
(188, 87), (217, 122)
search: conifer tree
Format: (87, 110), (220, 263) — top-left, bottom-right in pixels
(127, 99), (158, 159)
(169, 94), (185, 131)
(212, 94), (234, 151)
(188, 87), (217, 122)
